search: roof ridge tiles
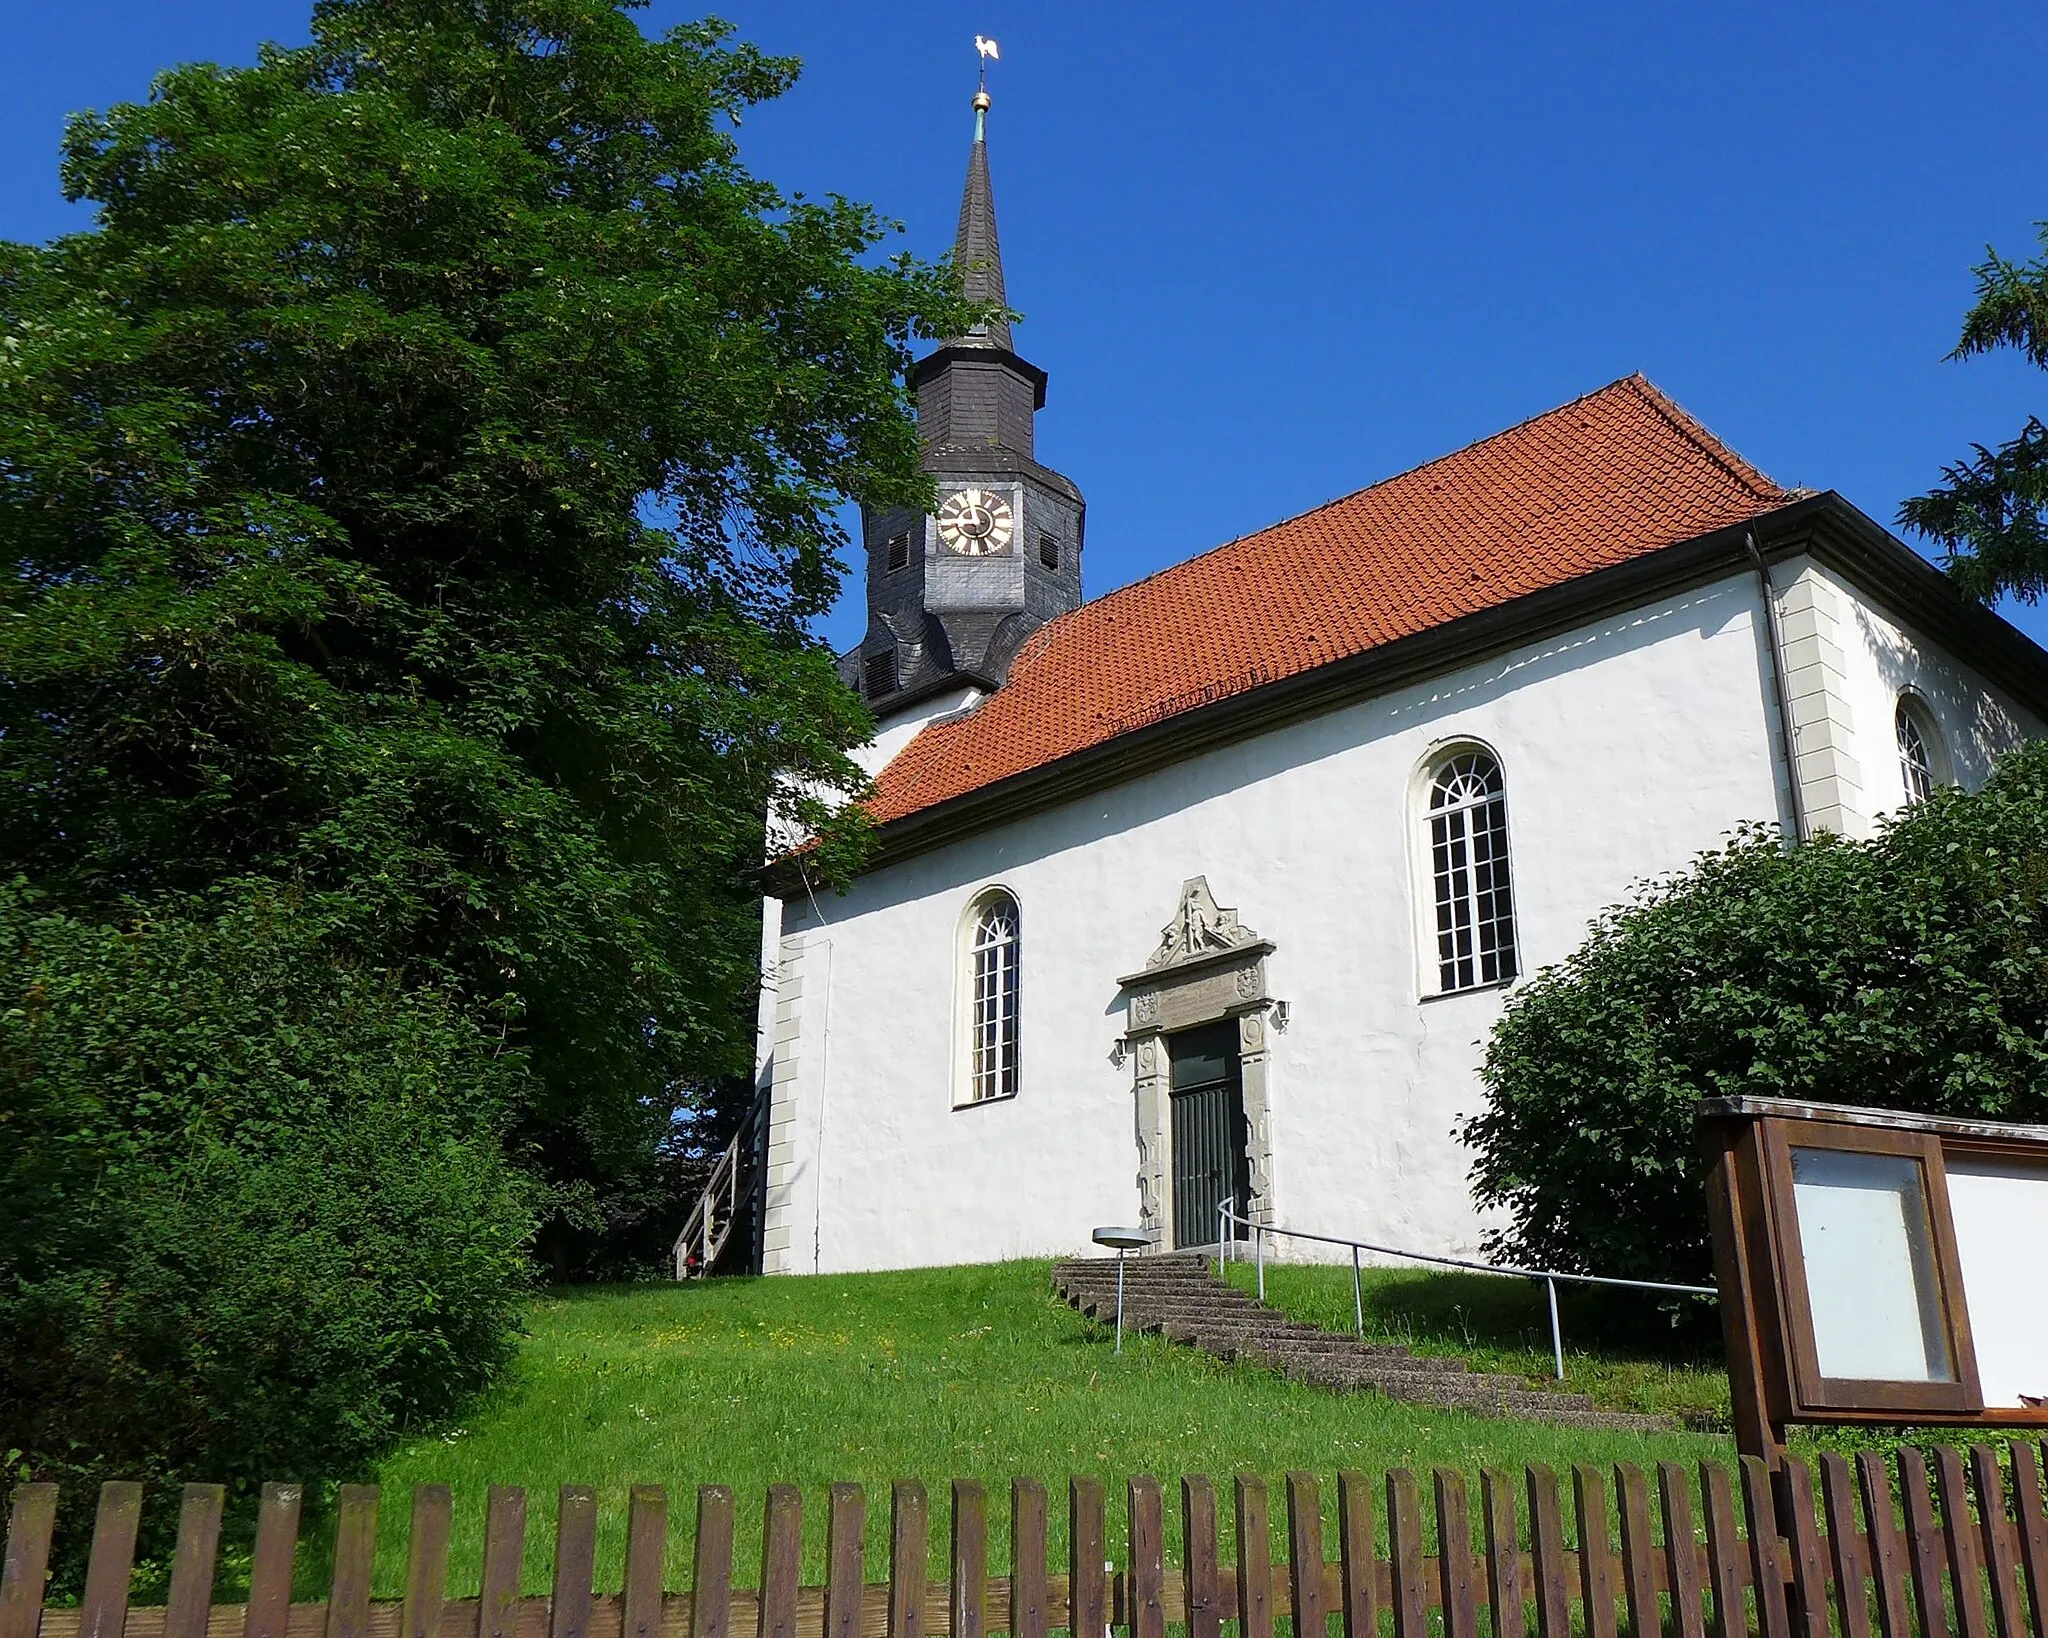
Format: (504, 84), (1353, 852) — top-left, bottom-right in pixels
(1617, 372), (1786, 502)
(1007, 376), (1781, 665)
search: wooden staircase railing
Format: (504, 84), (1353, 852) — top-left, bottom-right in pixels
(673, 1127), (745, 1278)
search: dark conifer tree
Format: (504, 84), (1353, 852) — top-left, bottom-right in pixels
(1902, 224), (2048, 601)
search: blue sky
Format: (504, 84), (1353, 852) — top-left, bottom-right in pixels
(5, 1), (2045, 651)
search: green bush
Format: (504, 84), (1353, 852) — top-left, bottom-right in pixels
(1461, 741), (2048, 1285)
(0, 881), (538, 1503)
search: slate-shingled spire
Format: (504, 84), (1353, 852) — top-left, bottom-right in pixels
(840, 66), (1087, 714)
(949, 88), (1012, 350)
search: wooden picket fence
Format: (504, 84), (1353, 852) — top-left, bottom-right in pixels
(7, 1443), (2048, 1638)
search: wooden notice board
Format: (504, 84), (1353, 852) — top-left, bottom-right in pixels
(1699, 1095), (2048, 1465)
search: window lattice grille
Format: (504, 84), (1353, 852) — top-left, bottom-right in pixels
(968, 896), (1020, 1103)
(1429, 752), (1518, 993)
(1896, 701), (1937, 806)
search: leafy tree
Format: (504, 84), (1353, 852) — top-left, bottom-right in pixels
(0, 879), (537, 1510)
(0, 0), (968, 1263)
(1901, 222), (2048, 602)
(1461, 743), (2048, 1285)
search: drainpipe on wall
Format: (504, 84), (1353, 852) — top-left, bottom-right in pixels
(1745, 530), (1809, 843)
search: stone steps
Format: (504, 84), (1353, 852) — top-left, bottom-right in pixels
(1160, 1325), (1422, 1362)
(1074, 1298), (1305, 1328)
(1058, 1278), (1269, 1298)
(1050, 1254), (1678, 1435)
(1199, 1337), (1466, 1372)
(1061, 1281), (1249, 1302)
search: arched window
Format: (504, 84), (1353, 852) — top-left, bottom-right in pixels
(964, 891), (1020, 1103)
(1895, 696), (1943, 806)
(1428, 750), (1519, 993)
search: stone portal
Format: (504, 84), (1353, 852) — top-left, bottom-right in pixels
(1120, 878), (1278, 1247)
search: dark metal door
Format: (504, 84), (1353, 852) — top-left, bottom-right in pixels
(1168, 1022), (1250, 1249)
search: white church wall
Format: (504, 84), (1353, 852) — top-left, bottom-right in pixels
(754, 897), (782, 1088)
(853, 685), (987, 780)
(1775, 564), (1871, 838)
(759, 691), (990, 870)
(1815, 560), (2042, 817)
(764, 567), (1809, 1276)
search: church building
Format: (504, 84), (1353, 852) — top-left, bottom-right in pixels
(744, 88), (2048, 1276)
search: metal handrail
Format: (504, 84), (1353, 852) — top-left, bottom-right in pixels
(1215, 1196), (1714, 1380)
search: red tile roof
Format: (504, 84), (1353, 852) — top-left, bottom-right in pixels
(866, 374), (1792, 827)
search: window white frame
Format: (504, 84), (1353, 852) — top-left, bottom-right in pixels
(1414, 743), (1520, 996)
(954, 886), (1021, 1107)
(1894, 692), (1949, 806)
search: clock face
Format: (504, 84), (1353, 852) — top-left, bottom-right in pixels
(936, 487), (1015, 556)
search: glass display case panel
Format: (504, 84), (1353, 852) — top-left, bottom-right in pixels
(1790, 1145), (1953, 1383)
(1946, 1154), (2048, 1408)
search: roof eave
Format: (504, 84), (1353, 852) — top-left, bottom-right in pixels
(771, 492), (2048, 894)
(1789, 493), (2048, 718)
(908, 344), (1049, 410)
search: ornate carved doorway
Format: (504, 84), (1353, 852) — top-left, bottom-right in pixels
(1167, 1022), (1250, 1249)
(1121, 877), (1277, 1248)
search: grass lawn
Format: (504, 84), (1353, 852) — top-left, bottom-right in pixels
(360, 1258), (1732, 1597)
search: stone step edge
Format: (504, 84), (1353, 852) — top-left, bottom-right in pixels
(1057, 1286), (1252, 1299)
(1061, 1291), (1264, 1303)
(1079, 1308), (1329, 1331)
(1059, 1285), (1265, 1302)
(1064, 1294), (1515, 1367)
(1065, 1299), (1270, 1316)
(1053, 1281), (1287, 1301)
(1205, 1345), (1463, 1375)
(1071, 1300), (1548, 1388)
(1076, 1305), (1401, 1345)
(1277, 1366), (1600, 1411)
(1063, 1291), (1525, 1380)
(1062, 1295), (1254, 1304)
(1059, 1295), (1276, 1315)
(1057, 1284), (1264, 1300)
(1169, 1331), (1421, 1361)
(1050, 1259), (1682, 1435)
(1065, 1296), (1478, 1364)
(1291, 1367), (1576, 1403)
(1537, 1412), (1680, 1432)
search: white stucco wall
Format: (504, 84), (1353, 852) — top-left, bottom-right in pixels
(852, 685), (986, 780)
(1818, 562), (2041, 822)
(762, 569), (1816, 1275)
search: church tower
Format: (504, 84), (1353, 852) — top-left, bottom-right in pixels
(843, 78), (1086, 711)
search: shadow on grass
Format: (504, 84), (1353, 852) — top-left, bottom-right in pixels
(1221, 1259), (1731, 1428)
(1362, 1267), (1716, 1360)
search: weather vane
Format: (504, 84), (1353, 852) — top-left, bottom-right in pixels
(972, 35), (999, 132)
